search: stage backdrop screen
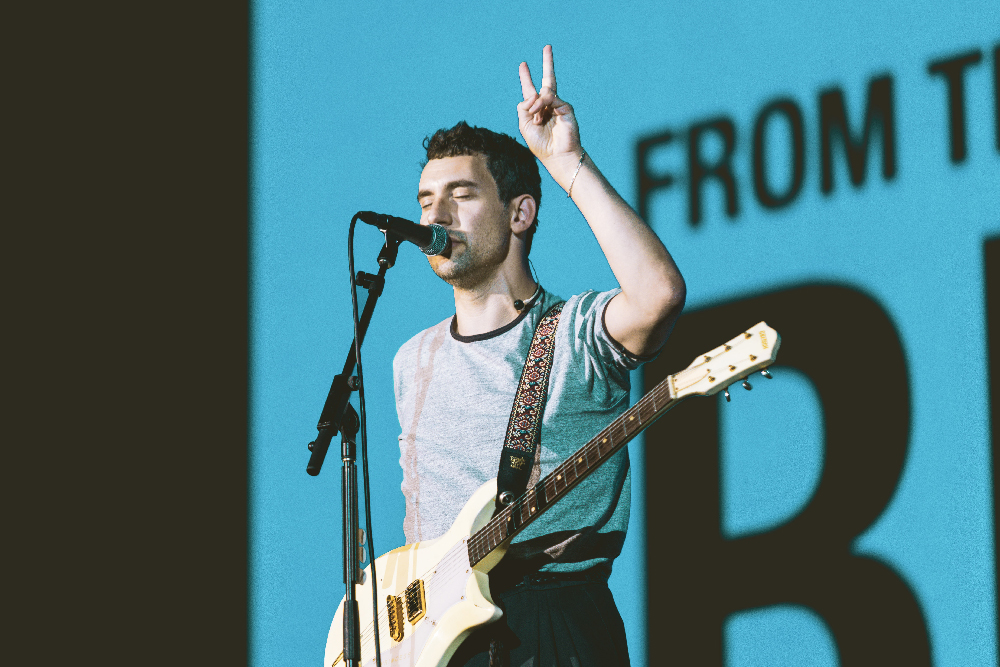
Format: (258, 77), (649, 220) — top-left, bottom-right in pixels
(250, 2), (999, 665)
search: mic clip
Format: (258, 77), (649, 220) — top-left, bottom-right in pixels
(356, 271), (384, 297)
(376, 230), (404, 269)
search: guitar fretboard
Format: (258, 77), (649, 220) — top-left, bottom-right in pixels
(466, 372), (682, 568)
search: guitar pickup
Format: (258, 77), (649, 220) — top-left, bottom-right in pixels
(386, 594), (404, 642)
(404, 579), (426, 623)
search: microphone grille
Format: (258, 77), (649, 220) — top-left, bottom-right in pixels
(420, 224), (449, 256)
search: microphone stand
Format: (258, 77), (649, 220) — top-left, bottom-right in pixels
(307, 227), (402, 667)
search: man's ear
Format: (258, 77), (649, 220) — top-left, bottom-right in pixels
(509, 194), (537, 234)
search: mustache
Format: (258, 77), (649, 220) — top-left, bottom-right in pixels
(432, 229), (465, 260)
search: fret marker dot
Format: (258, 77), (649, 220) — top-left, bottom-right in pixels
(578, 458), (583, 464)
(629, 416), (634, 421)
(530, 507), (535, 512)
(602, 438), (607, 444)
(556, 474), (562, 480)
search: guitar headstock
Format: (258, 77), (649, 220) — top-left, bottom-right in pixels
(669, 321), (781, 400)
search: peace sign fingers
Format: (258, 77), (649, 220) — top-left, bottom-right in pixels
(516, 45), (580, 163)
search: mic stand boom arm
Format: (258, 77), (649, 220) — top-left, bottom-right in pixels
(306, 230), (402, 475)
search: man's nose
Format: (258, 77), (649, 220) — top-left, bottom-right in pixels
(425, 198), (452, 226)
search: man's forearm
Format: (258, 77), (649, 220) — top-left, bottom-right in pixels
(544, 151), (686, 355)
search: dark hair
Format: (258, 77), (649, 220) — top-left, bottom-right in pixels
(423, 121), (541, 254)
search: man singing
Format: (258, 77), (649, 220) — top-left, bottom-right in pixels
(393, 45), (686, 666)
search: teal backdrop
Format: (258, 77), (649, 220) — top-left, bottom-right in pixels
(250, 2), (999, 665)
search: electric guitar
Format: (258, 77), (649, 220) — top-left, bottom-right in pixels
(325, 321), (781, 667)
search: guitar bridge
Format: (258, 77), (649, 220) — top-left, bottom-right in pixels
(386, 594), (405, 642)
(404, 579), (426, 623)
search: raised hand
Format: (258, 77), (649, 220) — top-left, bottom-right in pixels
(517, 48), (685, 359)
(517, 45), (583, 186)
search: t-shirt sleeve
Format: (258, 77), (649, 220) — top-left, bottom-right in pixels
(566, 289), (659, 376)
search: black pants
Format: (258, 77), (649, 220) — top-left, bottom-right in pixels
(447, 570), (631, 667)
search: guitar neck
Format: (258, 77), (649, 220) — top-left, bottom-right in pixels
(467, 371), (684, 568)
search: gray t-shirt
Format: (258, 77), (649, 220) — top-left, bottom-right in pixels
(393, 288), (647, 574)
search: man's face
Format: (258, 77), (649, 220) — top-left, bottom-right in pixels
(417, 154), (512, 289)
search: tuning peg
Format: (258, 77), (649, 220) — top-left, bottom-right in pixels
(724, 387), (731, 402)
(761, 369), (772, 379)
(742, 379), (752, 390)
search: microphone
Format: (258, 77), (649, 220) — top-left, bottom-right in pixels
(357, 211), (450, 256)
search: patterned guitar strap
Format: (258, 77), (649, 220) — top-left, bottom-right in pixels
(489, 300), (564, 667)
(495, 300), (564, 511)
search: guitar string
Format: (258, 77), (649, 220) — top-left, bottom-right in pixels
(353, 403), (673, 662)
(352, 395), (665, 660)
(467, 410), (664, 559)
(469, 346), (764, 556)
(353, 541), (471, 660)
(352, 535), (474, 648)
(468, 345), (758, 557)
(466, 383), (672, 559)
(348, 351), (759, 659)
(354, 397), (662, 659)
(350, 381), (676, 660)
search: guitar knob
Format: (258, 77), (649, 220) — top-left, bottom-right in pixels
(761, 369), (772, 379)
(724, 387), (731, 402)
(742, 379), (752, 390)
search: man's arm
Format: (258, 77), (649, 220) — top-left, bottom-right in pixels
(518, 45), (685, 357)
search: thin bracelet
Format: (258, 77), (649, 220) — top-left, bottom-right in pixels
(566, 150), (587, 198)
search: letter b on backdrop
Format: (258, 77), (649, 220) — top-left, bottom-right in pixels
(644, 285), (931, 664)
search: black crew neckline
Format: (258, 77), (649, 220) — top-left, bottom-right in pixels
(450, 289), (544, 343)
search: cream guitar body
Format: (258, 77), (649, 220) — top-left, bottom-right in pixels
(324, 322), (781, 667)
(325, 479), (507, 667)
